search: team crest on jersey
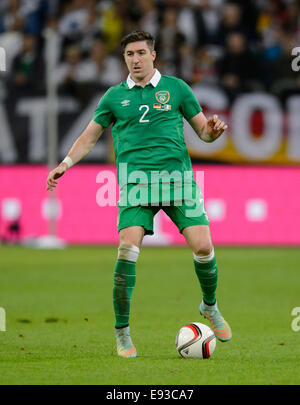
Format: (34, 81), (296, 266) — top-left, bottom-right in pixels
(155, 91), (170, 104)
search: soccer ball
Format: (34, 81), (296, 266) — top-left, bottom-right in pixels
(176, 322), (216, 359)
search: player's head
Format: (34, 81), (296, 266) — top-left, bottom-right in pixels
(121, 30), (156, 81)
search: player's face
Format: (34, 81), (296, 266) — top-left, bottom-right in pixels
(124, 41), (156, 81)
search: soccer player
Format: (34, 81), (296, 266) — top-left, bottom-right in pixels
(47, 30), (232, 358)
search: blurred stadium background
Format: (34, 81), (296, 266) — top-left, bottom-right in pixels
(0, 0), (300, 247)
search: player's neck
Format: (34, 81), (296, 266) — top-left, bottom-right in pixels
(130, 68), (155, 88)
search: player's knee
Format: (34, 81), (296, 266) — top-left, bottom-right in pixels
(118, 243), (140, 262)
(194, 242), (214, 257)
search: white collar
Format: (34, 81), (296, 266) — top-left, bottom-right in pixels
(126, 69), (161, 89)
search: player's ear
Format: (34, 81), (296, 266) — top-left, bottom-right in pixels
(152, 50), (156, 62)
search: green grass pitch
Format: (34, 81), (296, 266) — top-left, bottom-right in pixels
(0, 245), (299, 385)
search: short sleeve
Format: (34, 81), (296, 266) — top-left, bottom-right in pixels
(178, 79), (202, 120)
(93, 89), (115, 128)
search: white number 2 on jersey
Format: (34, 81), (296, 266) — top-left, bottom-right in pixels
(139, 105), (149, 123)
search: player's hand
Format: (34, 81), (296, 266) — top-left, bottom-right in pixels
(46, 163), (68, 191)
(206, 115), (228, 142)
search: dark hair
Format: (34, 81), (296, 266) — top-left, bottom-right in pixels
(121, 30), (155, 52)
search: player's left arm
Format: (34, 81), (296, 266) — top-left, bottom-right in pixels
(188, 112), (228, 143)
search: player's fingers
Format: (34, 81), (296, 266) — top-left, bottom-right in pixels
(47, 176), (57, 187)
(213, 114), (218, 122)
(47, 182), (57, 190)
(46, 183), (54, 191)
(213, 120), (220, 129)
(216, 125), (228, 136)
(215, 121), (227, 131)
(214, 120), (223, 130)
(47, 170), (57, 190)
(47, 179), (57, 189)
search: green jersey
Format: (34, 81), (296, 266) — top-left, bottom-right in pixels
(93, 69), (202, 185)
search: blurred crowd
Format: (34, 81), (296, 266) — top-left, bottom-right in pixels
(1, 0), (300, 105)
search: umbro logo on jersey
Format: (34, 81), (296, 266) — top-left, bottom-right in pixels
(121, 100), (130, 107)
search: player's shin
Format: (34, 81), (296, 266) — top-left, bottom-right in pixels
(193, 248), (218, 305)
(113, 244), (139, 329)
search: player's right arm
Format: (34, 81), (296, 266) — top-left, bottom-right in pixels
(46, 120), (104, 191)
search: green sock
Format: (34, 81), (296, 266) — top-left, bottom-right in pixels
(113, 259), (136, 328)
(193, 255), (218, 305)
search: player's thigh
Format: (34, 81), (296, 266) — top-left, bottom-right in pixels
(117, 205), (159, 247)
(163, 200), (211, 255)
(182, 225), (213, 256)
(118, 225), (145, 248)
